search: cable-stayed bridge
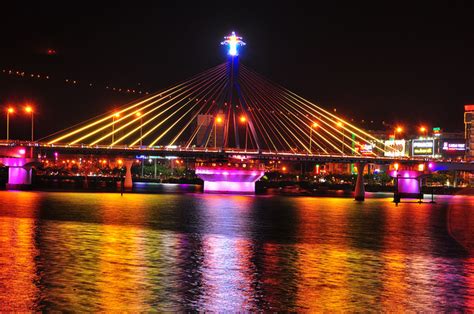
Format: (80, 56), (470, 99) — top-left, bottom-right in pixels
(1, 32), (473, 197)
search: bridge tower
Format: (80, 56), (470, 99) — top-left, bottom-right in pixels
(220, 31), (260, 150)
(195, 32), (264, 193)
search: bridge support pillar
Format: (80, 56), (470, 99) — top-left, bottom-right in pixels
(354, 162), (366, 201)
(195, 167), (264, 194)
(0, 158), (35, 190)
(124, 160), (134, 191)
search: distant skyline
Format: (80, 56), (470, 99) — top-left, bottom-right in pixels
(0, 1), (473, 139)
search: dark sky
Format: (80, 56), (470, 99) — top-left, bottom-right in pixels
(0, 1), (473, 140)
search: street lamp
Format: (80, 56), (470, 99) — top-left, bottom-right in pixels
(136, 112), (143, 147)
(112, 112), (120, 144)
(336, 121), (344, 154)
(6, 107), (14, 142)
(214, 116), (223, 149)
(419, 126), (427, 137)
(24, 105), (34, 141)
(395, 126), (403, 139)
(309, 122), (318, 153)
(239, 115), (248, 151)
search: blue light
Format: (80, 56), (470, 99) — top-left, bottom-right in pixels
(221, 31), (246, 56)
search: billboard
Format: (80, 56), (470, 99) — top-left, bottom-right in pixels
(441, 141), (466, 157)
(384, 140), (406, 157)
(356, 143), (375, 156)
(442, 141), (466, 151)
(411, 139), (435, 156)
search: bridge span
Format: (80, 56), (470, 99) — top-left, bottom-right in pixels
(1, 141), (473, 200)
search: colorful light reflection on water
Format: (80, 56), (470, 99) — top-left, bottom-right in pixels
(0, 191), (472, 311)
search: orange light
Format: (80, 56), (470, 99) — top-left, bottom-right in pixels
(282, 166), (287, 171)
(24, 106), (33, 113)
(135, 112), (142, 117)
(312, 122), (319, 128)
(7, 107), (14, 114)
(239, 115), (247, 123)
(393, 163), (399, 171)
(336, 121), (343, 127)
(418, 163), (425, 171)
(216, 116), (223, 124)
(117, 159), (123, 165)
(419, 126), (426, 133)
(114, 112), (120, 118)
(396, 126), (403, 133)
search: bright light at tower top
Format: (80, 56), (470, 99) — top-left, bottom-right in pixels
(221, 31), (246, 56)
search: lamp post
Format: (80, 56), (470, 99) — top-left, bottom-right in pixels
(112, 112), (120, 145)
(6, 107), (14, 142)
(394, 126), (403, 140)
(309, 122), (318, 153)
(215, 116), (223, 149)
(419, 126), (427, 137)
(239, 115), (247, 151)
(24, 105), (34, 141)
(136, 112), (143, 147)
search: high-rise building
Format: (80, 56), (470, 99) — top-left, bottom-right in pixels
(464, 104), (474, 160)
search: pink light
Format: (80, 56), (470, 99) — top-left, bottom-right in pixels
(204, 181), (255, 193)
(18, 149), (26, 155)
(8, 167), (32, 185)
(196, 166), (264, 193)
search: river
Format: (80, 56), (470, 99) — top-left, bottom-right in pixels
(0, 190), (472, 311)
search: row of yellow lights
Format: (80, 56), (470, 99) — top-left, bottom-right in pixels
(395, 125), (429, 134)
(5, 105), (34, 114)
(2, 69), (150, 95)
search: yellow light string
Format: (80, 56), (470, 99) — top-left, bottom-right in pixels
(48, 63), (225, 144)
(241, 64), (397, 154)
(74, 65), (226, 145)
(118, 67), (227, 146)
(93, 66), (227, 146)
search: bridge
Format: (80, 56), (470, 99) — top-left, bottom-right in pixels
(1, 32), (473, 199)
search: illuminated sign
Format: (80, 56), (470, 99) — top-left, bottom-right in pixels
(384, 140), (406, 157)
(441, 141), (466, 157)
(442, 142), (465, 151)
(412, 139), (434, 156)
(356, 143), (375, 156)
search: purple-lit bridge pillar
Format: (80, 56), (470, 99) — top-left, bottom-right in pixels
(195, 167), (264, 194)
(354, 162), (367, 201)
(0, 158), (36, 190)
(390, 170), (423, 202)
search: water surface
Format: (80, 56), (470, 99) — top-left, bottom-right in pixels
(0, 191), (472, 311)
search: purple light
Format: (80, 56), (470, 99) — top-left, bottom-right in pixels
(390, 170), (421, 194)
(204, 181), (256, 193)
(196, 167), (264, 193)
(7, 167), (32, 185)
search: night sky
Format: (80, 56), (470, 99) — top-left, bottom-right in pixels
(0, 1), (473, 140)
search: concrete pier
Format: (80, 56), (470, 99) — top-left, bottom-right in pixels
(354, 162), (366, 201)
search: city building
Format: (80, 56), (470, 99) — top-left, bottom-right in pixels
(465, 104), (474, 160)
